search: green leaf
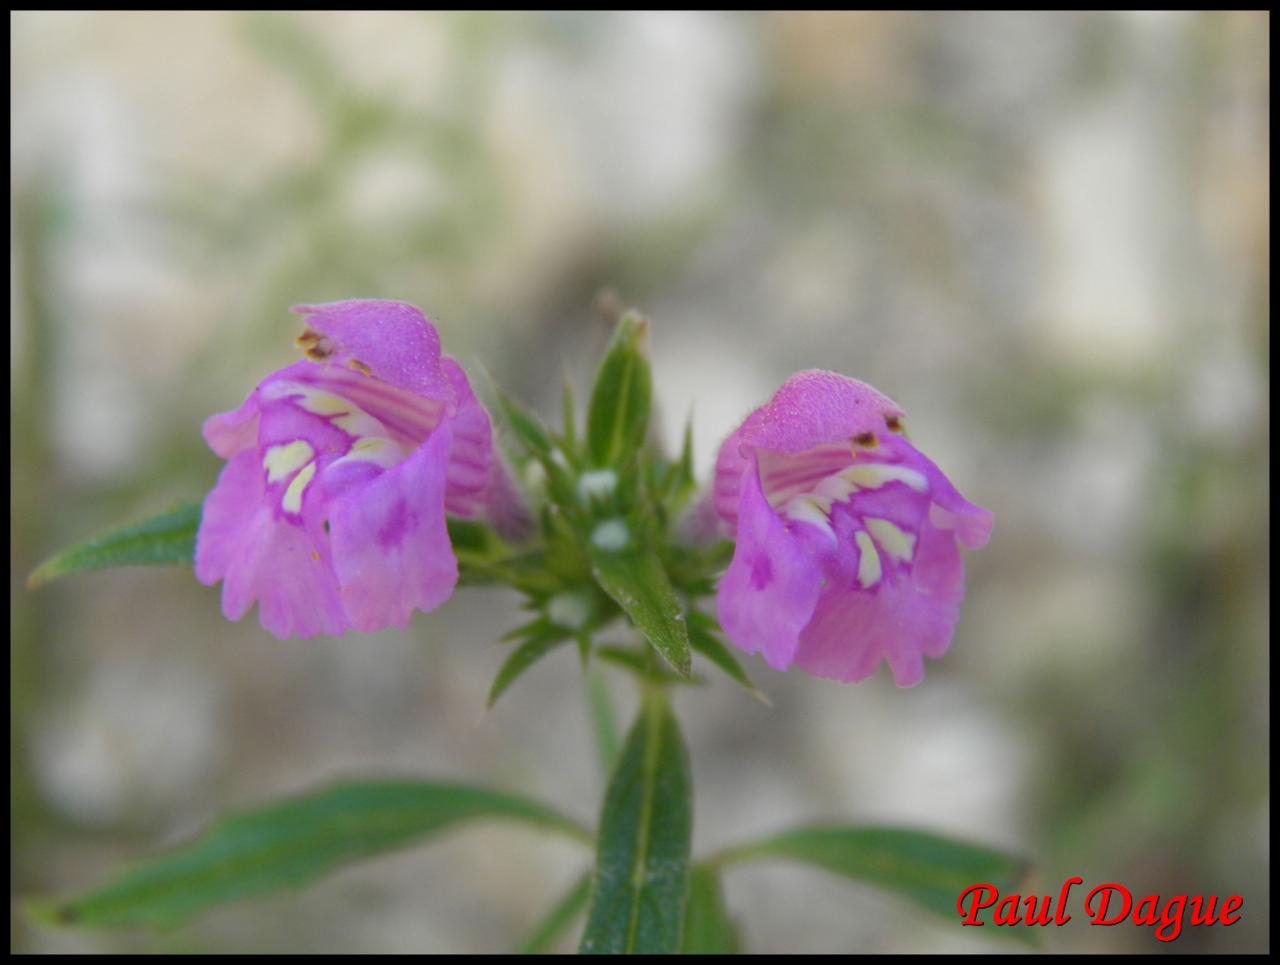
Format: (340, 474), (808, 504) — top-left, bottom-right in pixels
(37, 781), (590, 930)
(446, 517), (508, 560)
(654, 411), (697, 510)
(585, 311), (652, 469)
(591, 546), (692, 679)
(559, 370), (578, 455)
(579, 692), (692, 954)
(28, 501), (201, 588)
(495, 389), (554, 459)
(682, 865), (740, 954)
(595, 647), (706, 687)
(686, 610), (768, 704)
(517, 872), (591, 954)
(499, 617), (554, 645)
(717, 827), (1033, 943)
(488, 630), (574, 708)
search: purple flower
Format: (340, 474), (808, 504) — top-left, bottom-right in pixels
(195, 299), (521, 639)
(712, 371), (992, 687)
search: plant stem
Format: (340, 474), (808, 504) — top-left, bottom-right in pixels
(585, 662), (620, 777)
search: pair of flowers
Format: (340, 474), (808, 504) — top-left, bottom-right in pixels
(197, 300), (991, 687)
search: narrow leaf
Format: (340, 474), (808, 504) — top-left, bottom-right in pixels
(488, 631), (574, 708)
(499, 617), (554, 645)
(496, 389), (554, 458)
(591, 547), (692, 679)
(595, 647), (706, 687)
(585, 311), (652, 469)
(560, 369), (578, 454)
(28, 501), (201, 588)
(718, 827), (1033, 943)
(682, 865), (740, 954)
(579, 693), (692, 954)
(446, 516), (510, 563)
(686, 610), (768, 704)
(38, 781), (589, 930)
(517, 872), (591, 954)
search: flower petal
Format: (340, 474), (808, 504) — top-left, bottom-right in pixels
(203, 391), (262, 460)
(327, 421), (458, 633)
(792, 519), (965, 687)
(291, 300), (453, 401)
(195, 450), (347, 640)
(880, 434), (994, 550)
(439, 356), (495, 516)
(716, 458), (825, 671)
(713, 370), (903, 532)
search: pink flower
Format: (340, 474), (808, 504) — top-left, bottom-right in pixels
(711, 371), (992, 687)
(195, 300), (520, 639)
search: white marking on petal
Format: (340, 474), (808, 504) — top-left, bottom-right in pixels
(272, 383), (389, 440)
(282, 461), (317, 514)
(813, 471), (859, 504)
(591, 518), (630, 552)
(865, 517), (916, 563)
(781, 493), (834, 536)
(294, 391), (350, 417)
(328, 436), (405, 472)
(843, 463), (928, 493)
(263, 441), (315, 483)
(332, 409), (388, 439)
(855, 530), (882, 588)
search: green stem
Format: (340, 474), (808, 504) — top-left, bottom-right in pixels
(584, 661), (620, 778)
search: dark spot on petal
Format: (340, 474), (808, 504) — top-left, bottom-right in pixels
(322, 520), (331, 534)
(749, 554), (773, 590)
(348, 358), (373, 377)
(854, 431), (877, 448)
(885, 415), (904, 433)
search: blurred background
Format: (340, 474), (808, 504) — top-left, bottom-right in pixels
(10, 11), (1268, 953)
